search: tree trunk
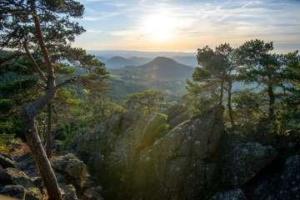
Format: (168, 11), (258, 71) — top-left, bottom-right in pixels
(23, 115), (62, 200)
(20, 1), (62, 199)
(46, 103), (53, 158)
(268, 84), (275, 120)
(227, 79), (234, 127)
(219, 79), (224, 105)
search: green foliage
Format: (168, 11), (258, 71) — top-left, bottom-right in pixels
(187, 39), (300, 135)
(0, 52), (39, 136)
(185, 80), (219, 114)
(232, 90), (265, 133)
(0, 0), (108, 146)
(125, 89), (165, 115)
(192, 67), (211, 81)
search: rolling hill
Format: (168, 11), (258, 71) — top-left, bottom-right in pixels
(104, 56), (151, 69)
(114, 57), (194, 81)
(109, 57), (194, 98)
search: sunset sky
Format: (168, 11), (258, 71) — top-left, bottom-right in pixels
(75, 0), (300, 52)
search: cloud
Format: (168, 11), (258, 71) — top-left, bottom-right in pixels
(86, 29), (103, 33)
(75, 0), (300, 51)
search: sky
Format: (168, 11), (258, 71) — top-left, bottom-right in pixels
(74, 0), (300, 52)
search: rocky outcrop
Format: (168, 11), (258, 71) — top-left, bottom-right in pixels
(0, 152), (103, 200)
(277, 155), (300, 199)
(52, 154), (104, 200)
(2, 168), (35, 188)
(69, 105), (299, 200)
(130, 106), (224, 200)
(252, 154), (300, 200)
(71, 106), (224, 199)
(222, 142), (277, 186)
(52, 153), (89, 190)
(0, 154), (16, 169)
(0, 185), (26, 199)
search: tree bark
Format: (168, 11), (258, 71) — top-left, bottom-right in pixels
(45, 103), (53, 158)
(23, 116), (61, 200)
(219, 79), (224, 105)
(227, 79), (234, 127)
(22, 86), (62, 200)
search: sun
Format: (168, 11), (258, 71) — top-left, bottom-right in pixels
(140, 12), (177, 42)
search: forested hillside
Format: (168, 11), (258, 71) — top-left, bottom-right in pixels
(0, 1), (299, 200)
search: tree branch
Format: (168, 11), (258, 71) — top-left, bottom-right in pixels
(31, 8), (56, 88)
(55, 76), (80, 89)
(23, 41), (47, 82)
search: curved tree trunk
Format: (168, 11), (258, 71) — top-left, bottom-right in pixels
(24, 116), (61, 200)
(46, 103), (53, 158)
(20, 1), (63, 199)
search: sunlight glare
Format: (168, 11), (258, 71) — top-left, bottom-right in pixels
(140, 12), (177, 42)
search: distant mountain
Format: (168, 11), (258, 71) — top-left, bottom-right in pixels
(110, 57), (194, 98)
(105, 56), (133, 69)
(104, 56), (151, 69)
(90, 50), (197, 66)
(135, 57), (194, 81)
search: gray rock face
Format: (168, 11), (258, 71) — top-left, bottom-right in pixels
(70, 105), (299, 200)
(0, 152), (104, 200)
(223, 142), (277, 186)
(52, 153), (89, 190)
(130, 106), (225, 200)
(51, 153), (104, 200)
(252, 154), (300, 200)
(61, 184), (79, 200)
(0, 167), (35, 188)
(71, 106), (224, 200)
(211, 189), (246, 200)
(0, 185), (26, 199)
(0, 154), (16, 169)
(277, 155), (300, 200)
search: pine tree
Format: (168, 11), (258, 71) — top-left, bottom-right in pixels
(0, 1), (107, 199)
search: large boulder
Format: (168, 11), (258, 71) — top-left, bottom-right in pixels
(0, 185), (26, 199)
(0, 168), (35, 188)
(130, 106), (224, 200)
(0, 154), (16, 169)
(222, 142), (277, 186)
(51, 154), (103, 199)
(51, 153), (89, 190)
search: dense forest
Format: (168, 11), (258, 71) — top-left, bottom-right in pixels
(0, 0), (299, 200)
